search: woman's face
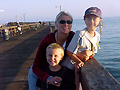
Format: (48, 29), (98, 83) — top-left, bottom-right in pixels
(55, 15), (72, 34)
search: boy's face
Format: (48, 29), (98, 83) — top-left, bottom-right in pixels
(46, 48), (63, 67)
(84, 14), (101, 32)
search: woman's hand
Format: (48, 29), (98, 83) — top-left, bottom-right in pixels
(76, 50), (94, 61)
(49, 76), (62, 87)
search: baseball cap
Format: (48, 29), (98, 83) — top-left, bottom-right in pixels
(84, 7), (102, 18)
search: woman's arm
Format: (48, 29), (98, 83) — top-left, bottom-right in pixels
(33, 33), (56, 82)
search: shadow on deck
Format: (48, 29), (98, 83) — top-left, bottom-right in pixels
(0, 25), (51, 90)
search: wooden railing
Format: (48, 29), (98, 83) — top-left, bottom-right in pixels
(81, 57), (120, 90)
(0, 23), (40, 38)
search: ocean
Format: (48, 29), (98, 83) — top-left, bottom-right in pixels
(72, 17), (120, 83)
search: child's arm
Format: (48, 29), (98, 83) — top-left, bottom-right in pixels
(76, 50), (94, 61)
(66, 50), (84, 67)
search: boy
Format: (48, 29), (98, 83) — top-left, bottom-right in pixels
(36, 43), (76, 90)
(66, 7), (102, 90)
(67, 6), (102, 68)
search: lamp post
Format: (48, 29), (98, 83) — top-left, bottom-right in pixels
(56, 5), (61, 11)
(21, 16), (22, 21)
(16, 15), (17, 22)
(23, 13), (26, 22)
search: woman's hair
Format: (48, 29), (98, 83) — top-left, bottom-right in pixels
(55, 11), (73, 22)
(46, 43), (64, 57)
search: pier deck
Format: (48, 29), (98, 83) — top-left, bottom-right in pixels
(0, 25), (120, 90)
(0, 25), (50, 90)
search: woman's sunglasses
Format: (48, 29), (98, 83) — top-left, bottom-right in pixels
(59, 20), (72, 24)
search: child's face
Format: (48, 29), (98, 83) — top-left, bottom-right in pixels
(46, 48), (63, 67)
(84, 15), (101, 32)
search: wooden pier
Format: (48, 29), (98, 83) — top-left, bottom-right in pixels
(0, 25), (51, 90)
(0, 24), (120, 90)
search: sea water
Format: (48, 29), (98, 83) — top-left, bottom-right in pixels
(72, 17), (120, 83)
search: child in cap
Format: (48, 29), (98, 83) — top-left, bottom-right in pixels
(36, 43), (76, 90)
(66, 7), (102, 90)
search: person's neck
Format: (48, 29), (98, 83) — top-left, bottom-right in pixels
(88, 31), (95, 36)
(49, 65), (61, 72)
(55, 31), (69, 46)
(86, 28), (95, 37)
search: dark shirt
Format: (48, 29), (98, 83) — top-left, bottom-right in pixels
(36, 66), (76, 90)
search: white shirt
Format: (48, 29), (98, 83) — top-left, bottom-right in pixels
(67, 28), (100, 54)
(61, 29), (100, 70)
(5, 29), (9, 35)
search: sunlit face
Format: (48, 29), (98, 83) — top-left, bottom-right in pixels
(84, 15), (101, 32)
(46, 48), (63, 67)
(55, 15), (72, 34)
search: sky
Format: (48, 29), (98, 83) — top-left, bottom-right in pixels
(0, 0), (120, 24)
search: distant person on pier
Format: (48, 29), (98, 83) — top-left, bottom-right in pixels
(28, 11), (92, 90)
(39, 21), (41, 25)
(36, 43), (76, 90)
(66, 7), (102, 90)
(48, 21), (51, 26)
(1, 28), (9, 40)
(50, 27), (53, 33)
(17, 22), (22, 34)
(42, 21), (45, 25)
(34, 25), (38, 30)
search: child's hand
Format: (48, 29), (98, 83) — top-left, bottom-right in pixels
(49, 76), (62, 87)
(77, 61), (84, 68)
(85, 50), (93, 57)
(89, 52), (95, 59)
(76, 50), (93, 61)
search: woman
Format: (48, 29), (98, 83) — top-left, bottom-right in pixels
(28, 11), (75, 90)
(28, 11), (93, 90)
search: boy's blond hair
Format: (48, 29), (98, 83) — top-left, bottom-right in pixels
(46, 43), (64, 57)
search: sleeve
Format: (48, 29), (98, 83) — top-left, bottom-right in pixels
(67, 31), (80, 54)
(33, 33), (56, 82)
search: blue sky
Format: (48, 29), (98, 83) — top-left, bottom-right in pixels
(0, 0), (120, 24)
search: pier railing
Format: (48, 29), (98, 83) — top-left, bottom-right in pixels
(81, 57), (120, 90)
(0, 22), (40, 38)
